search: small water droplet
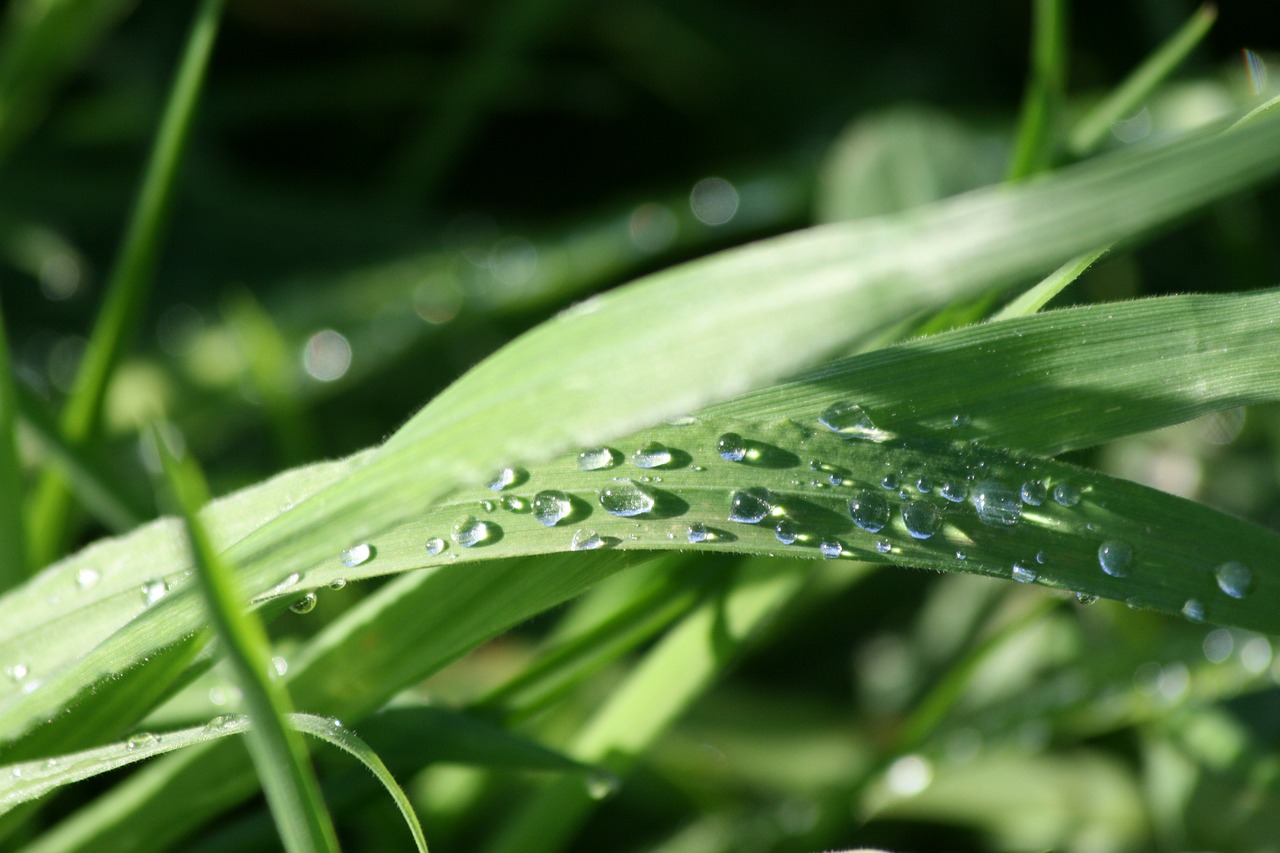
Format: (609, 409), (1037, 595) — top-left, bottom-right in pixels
(1052, 483), (1081, 507)
(828, 473), (844, 486)
(631, 441), (673, 469)
(849, 490), (890, 533)
(328, 578), (347, 591)
(940, 481), (967, 503)
(271, 656), (288, 677)
(425, 537), (447, 556)
(876, 539), (892, 554)
(1214, 561), (1253, 599)
(819, 539), (844, 559)
(532, 490), (573, 527)
(480, 499), (496, 512)
(126, 732), (157, 751)
(818, 401), (890, 441)
(1019, 480), (1047, 506)
(1011, 562), (1037, 583)
(772, 520), (798, 544)
(451, 515), (492, 547)
(717, 432), (748, 462)
(971, 482), (1021, 527)
(599, 479), (656, 517)
(902, 501), (941, 539)
(915, 478), (932, 494)
(951, 412), (971, 429)
(1182, 598), (1206, 622)
(1035, 551), (1047, 565)
(1098, 541), (1133, 577)
(1075, 592), (1098, 605)
(205, 714), (240, 732)
(75, 567), (101, 589)
(486, 466), (523, 491)
(289, 592), (318, 615)
(5, 663), (29, 682)
(955, 550), (967, 560)
(687, 522), (711, 544)
(881, 473), (899, 491)
(141, 579), (168, 606)
(501, 495), (527, 512)
(570, 528), (604, 551)
(341, 543), (373, 568)
(727, 487), (772, 524)
(664, 414), (697, 426)
(577, 447), (618, 471)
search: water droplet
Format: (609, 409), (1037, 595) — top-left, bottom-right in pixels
(451, 515), (492, 547)
(271, 656), (288, 677)
(328, 578), (347, 591)
(727, 487), (772, 524)
(141, 579), (168, 606)
(1011, 562), (1037, 583)
(75, 567), (101, 589)
(818, 401), (890, 440)
(951, 412), (971, 429)
(819, 539), (844, 559)
(848, 490), (890, 533)
(828, 473), (844, 487)
(1020, 480), (1047, 506)
(881, 473), (899, 490)
(205, 714), (240, 732)
(774, 520), (798, 545)
(717, 432), (747, 462)
(341, 543), (373, 568)
(599, 479), (656, 517)
(577, 447), (618, 471)
(687, 522), (711, 544)
(940, 482), (967, 503)
(501, 496), (527, 512)
(1075, 592), (1098, 605)
(955, 550), (967, 560)
(875, 539), (892, 554)
(1098, 541), (1133, 577)
(5, 663), (29, 681)
(425, 537), (447, 556)
(1214, 561), (1253, 599)
(631, 441), (673, 469)
(585, 771), (619, 800)
(902, 501), (941, 539)
(486, 467), (523, 491)
(289, 592), (318, 615)
(1182, 598), (1206, 623)
(570, 528), (604, 551)
(532, 490), (573, 527)
(1052, 483), (1081, 507)
(971, 482), (1021, 526)
(126, 732), (157, 751)
(664, 414), (697, 426)
(480, 500), (496, 512)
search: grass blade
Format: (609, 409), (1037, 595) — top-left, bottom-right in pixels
(25, 0), (224, 568)
(1007, 0), (1068, 180)
(0, 299), (28, 591)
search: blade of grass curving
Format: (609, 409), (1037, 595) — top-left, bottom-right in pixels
(156, 436), (339, 853)
(1007, 0), (1068, 180)
(26, 0), (224, 569)
(992, 246), (1108, 319)
(6, 113), (1280, 770)
(0, 299), (28, 591)
(1068, 3), (1218, 157)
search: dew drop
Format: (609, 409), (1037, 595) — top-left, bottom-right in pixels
(599, 479), (656, 517)
(818, 401), (890, 440)
(328, 578), (348, 591)
(75, 567), (101, 589)
(141, 579), (168, 606)
(1098, 541), (1133, 578)
(774, 520), (798, 545)
(577, 447), (618, 471)
(848, 490), (890, 533)
(687, 522), (711, 544)
(1019, 480), (1047, 506)
(940, 481), (967, 503)
(727, 487), (772, 524)
(425, 537), (447, 556)
(631, 441), (673, 469)
(5, 663), (29, 682)
(902, 501), (942, 540)
(501, 496), (527, 512)
(717, 432), (747, 462)
(289, 592), (318, 615)
(881, 473), (899, 490)
(876, 539), (892, 554)
(570, 528), (604, 551)
(480, 499), (496, 512)
(1182, 598), (1206, 623)
(486, 466), (523, 491)
(819, 539), (844, 559)
(971, 482), (1021, 527)
(451, 515), (492, 547)
(1011, 562), (1037, 583)
(126, 732), (157, 751)
(341, 543), (373, 568)
(1035, 551), (1047, 565)
(532, 490), (573, 527)
(951, 412), (971, 429)
(1052, 483), (1081, 507)
(1075, 592), (1098, 605)
(1214, 561), (1253, 599)
(915, 478), (932, 494)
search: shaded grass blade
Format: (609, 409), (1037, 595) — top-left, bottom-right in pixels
(0, 299), (28, 591)
(1007, 0), (1067, 180)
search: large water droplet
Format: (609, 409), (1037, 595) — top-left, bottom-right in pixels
(425, 537), (447, 556)
(577, 447), (618, 471)
(341, 543), (373, 568)
(631, 441), (673, 469)
(1214, 561), (1253, 599)
(1182, 598), (1206, 622)
(818, 401), (889, 440)
(727, 487), (772, 524)
(1098, 541), (1133, 577)
(1052, 483), (1081, 507)
(532, 490), (573, 527)
(451, 515), (491, 547)
(971, 482), (1021, 526)
(75, 567), (101, 589)
(1011, 562), (1037, 583)
(599, 479), (655, 517)
(570, 528), (604, 551)
(881, 473), (899, 491)
(902, 501), (941, 539)
(849, 490), (889, 533)
(1020, 480), (1047, 506)
(486, 466), (523, 491)
(717, 432), (747, 462)
(687, 522), (711, 544)
(141, 579), (168, 606)
(819, 539), (844, 559)
(290, 592), (318, 615)
(915, 478), (932, 494)
(774, 520), (798, 545)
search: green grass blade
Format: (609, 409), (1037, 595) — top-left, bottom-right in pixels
(0, 299), (28, 590)
(26, 0), (224, 568)
(156, 437), (339, 853)
(1068, 3), (1218, 157)
(992, 246), (1108, 319)
(1006, 0), (1068, 180)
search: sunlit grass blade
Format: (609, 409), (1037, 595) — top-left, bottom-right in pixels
(1006, 0), (1067, 180)
(992, 246), (1108, 319)
(156, 434), (339, 853)
(1068, 3), (1218, 156)
(0, 299), (28, 591)
(25, 0), (224, 569)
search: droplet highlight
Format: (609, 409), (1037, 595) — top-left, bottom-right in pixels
(486, 467), (523, 491)
(1020, 480), (1047, 506)
(1052, 483), (1081, 507)
(341, 543), (373, 568)
(717, 432), (747, 462)
(818, 401), (889, 441)
(687, 522), (711, 544)
(774, 520), (798, 545)
(819, 540), (843, 559)
(577, 447), (618, 471)
(570, 528), (604, 551)
(1011, 563), (1037, 583)
(425, 537), (447, 556)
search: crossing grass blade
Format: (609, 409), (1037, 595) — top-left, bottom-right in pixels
(1006, 0), (1067, 180)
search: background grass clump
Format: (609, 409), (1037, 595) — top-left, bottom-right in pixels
(1, 1), (1280, 851)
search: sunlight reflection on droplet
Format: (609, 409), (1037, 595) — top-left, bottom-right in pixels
(629, 202), (678, 252)
(303, 330), (351, 381)
(690, 177), (739, 225)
